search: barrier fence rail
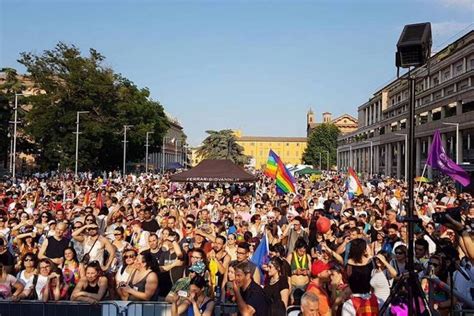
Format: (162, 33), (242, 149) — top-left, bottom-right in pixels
(0, 300), (239, 316)
(0, 300), (121, 316)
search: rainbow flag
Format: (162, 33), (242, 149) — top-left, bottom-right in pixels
(275, 157), (296, 194)
(346, 167), (363, 199)
(264, 150), (279, 179)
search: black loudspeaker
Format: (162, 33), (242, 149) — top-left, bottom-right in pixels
(396, 22), (432, 68)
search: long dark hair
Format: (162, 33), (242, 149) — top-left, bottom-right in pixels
(141, 251), (159, 273)
(348, 238), (367, 264)
(20, 252), (38, 270)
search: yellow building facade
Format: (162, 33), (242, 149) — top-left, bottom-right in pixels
(234, 130), (307, 169)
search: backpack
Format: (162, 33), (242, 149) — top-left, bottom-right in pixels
(27, 275), (39, 300)
(350, 294), (379, 316)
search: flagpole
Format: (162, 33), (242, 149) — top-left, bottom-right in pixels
(416, 163), (428, 193)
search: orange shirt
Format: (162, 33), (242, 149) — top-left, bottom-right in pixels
(306, 282), (331, 316)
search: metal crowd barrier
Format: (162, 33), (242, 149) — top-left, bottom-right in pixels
(0, 300), (121, 316)
(125, 301), (238, 316)
(0, 300), (238, 316)
(453, 310), (474, 316)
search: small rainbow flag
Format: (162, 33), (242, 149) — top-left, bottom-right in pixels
(346, 167), (363, 199)
(264, 150), (279, 179)
(275, 157), (296, 194)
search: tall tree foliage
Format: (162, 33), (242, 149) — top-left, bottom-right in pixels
(197, 130), (249, 166)
(0, 68), (26, 169)
(303, 123), (340, 169)
(18, 42), (169, 170)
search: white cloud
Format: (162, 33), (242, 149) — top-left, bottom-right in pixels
(438, 0), (474, 10)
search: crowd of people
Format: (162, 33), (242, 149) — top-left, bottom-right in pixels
(0, 170), (472, 316)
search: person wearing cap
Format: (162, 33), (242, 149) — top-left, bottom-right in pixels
(38, 222), (70, 266)
(71, 222), (116, 272)
(305, 260), (332, 316)
(165, 260), (206, 303)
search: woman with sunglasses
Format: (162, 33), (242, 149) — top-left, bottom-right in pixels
(390, 244), (408, 277)
(13, 227), (39, 269)
(120, 252), (159, 301)
(225, 233), (238, 261)
(116, 249), (137, 300)
(16, 252), (37, 293)
(111, 227), (131, 271)
(421, 255), (452, 315)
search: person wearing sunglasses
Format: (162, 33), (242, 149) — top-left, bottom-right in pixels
(115, 249), (137, 300)
(16, 252), (38, 293)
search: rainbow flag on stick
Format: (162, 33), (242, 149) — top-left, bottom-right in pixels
(275, 157), (296, 194)
(264, 150), (279, 179)
(346, 167), (363, 199)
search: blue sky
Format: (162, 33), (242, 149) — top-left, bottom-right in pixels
(1, 0), (473, 146)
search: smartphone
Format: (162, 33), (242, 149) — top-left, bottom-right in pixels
(178, 290), (188, 298)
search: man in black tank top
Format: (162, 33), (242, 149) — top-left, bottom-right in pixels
(38, 222), (70, 266)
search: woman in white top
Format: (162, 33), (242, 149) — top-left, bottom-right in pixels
(111, 227), (131, 272)
(370, 251), (397, 307)
(115, 248), (137, 299)
(17, 252), (37, 290)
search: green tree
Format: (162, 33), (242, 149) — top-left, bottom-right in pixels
(303, 123), (340, 169)
(0, 68), (27, 169)
(18, 42), (169, 171)
(197, 130), (249, 165)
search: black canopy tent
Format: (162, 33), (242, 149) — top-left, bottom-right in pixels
(169, 159), (257, 183)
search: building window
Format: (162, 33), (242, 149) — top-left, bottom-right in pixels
(443, 69), (450, 80)
(432, 76), (439, 86)
(470, 58), (474, 69)
(455, 63), (463, 74)
(445, 85), (455, 96)
(462, 101), (474, 113)
(432, 110), (442, 121)
(434, 90), (442, 100)
(458, 79), (469, 91)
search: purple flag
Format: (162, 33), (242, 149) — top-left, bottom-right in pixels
(426, 130), (471, 186)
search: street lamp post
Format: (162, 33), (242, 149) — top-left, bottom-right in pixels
(442, 122), (460, 164)
(7, 132), (12, 173)
(395, 133), (408, 182)
(362, 141), (373, 176)
(74, 111), (89, 178)
(145, 131), (154, 173)
(11, 93), (23, 179)
(123, 125), (133, 177)
(322, 150), (330, 171)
